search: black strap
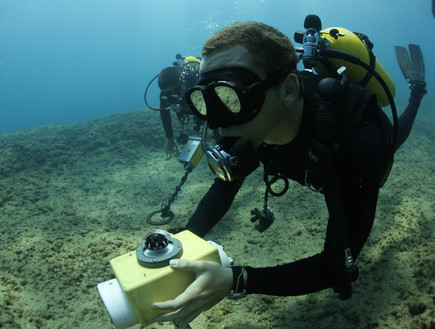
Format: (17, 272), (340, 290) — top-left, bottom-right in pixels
(354, 32), (376, 87)
(310, 76), (363, 300)
(323, 175), (359, 300)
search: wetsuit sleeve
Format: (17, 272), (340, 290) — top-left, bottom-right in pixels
(185, 178), (244, 237)
(160, 94), (174, 139)
(395, 82), (426, 150)
(245, 107), (384, 297)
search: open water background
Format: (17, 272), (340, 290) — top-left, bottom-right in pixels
(0, 0), (434, 133)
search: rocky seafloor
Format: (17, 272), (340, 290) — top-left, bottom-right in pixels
(0, 107), (433, 329)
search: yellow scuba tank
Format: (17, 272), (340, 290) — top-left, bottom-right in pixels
(315, 27), (395, 107)
(184, 56), (201, 65)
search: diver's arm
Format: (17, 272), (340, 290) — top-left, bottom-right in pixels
(160, 95), (179, 156)
(245, 252), (334, 296)
(246, 114), (384, 297)
(244, 185), (361, 297)
(245, 180), (376, 298)
(394, 44), (427, 150)
(160, 95), (174, 139)
(395, 81), (426, 150)
(185, 177), (244, 237)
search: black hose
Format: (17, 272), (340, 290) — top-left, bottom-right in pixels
(144, 74), (160, 111)
(144, 62), (199, 112)
(320, 48), (398, 151)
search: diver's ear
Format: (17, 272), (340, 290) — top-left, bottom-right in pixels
(282, 73), (300, 105)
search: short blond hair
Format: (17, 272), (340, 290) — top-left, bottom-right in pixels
(202, 22), (299, 73)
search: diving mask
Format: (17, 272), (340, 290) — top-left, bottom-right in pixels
(186, 67), (291, 129)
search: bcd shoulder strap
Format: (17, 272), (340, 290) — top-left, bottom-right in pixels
(305, 72), (379, 174)
(303, 72), (377, 300)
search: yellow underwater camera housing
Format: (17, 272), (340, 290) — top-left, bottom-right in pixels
(97, 230), (230, 329)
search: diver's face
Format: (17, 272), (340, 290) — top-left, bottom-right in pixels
(200, 45), (288, 149)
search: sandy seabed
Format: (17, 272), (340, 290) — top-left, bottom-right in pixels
(0, 105), (433, 329)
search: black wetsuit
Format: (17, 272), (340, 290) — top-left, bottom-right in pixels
(185, 71), (424, 297)
(159, 64), (202, 139)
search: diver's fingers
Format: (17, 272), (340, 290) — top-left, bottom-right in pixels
(154, 299), (204, 324)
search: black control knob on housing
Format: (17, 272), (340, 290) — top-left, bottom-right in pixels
(145, 233), (169, 250)
(136, 230), (183, 268)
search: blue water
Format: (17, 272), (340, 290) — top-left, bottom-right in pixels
(0, 0), (434, 134)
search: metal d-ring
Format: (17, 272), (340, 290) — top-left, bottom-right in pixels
(267, 174), (289, 197)
(146, 207), (175, 226)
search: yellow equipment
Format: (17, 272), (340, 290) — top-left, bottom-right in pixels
(184, 55), (201, 65)
(315, 27), (395, 107)
(100, 230), (222, 328)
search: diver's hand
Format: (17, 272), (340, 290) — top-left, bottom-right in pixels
(164, 138), (179, 157)
(153, 259), (233, 324)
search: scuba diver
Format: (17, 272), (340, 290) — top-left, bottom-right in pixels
(145, 54), (203, 156)
(151, 20), (426, 324)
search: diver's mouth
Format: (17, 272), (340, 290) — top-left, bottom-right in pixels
(217, 134), (253, 154)
(218, 126), (258, 147)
